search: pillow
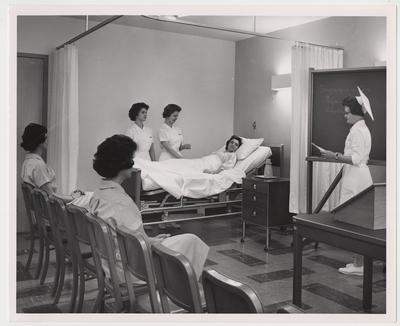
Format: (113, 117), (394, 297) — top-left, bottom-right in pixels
(236, 137), (264, 160)
(218, 137), (264, 160)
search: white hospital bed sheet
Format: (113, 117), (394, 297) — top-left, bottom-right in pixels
(134, 146), (271, 198)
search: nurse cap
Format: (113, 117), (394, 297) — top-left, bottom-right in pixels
(356, 86), (374, 121)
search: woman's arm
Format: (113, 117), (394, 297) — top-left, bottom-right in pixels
(321, 150), (354, 165)
(149, 143), (156, 161)
(40, 182), (74, 202)
(160, 141), (183, 158)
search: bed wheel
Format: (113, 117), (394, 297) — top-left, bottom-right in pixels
(240, 238), (244, 243)
(264, 246), (269, 252)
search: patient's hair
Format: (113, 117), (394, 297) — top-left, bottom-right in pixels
(20, 123), (47, 151)
(342, 97), (364, 117)
(129, 102), (149, 121)
(162, 104), (182, 118)
(225, 135), (242, 150)
(93, 135), (137, 178)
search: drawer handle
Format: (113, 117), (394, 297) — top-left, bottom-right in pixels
(252, 210), (256, 216)
(253, 184), (257, 190)
(252, 195), (257, 201)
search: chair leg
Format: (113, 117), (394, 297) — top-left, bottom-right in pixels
(39, 241), (50, 285)
(76, 264), (86, 313)
(25, 233), (36, 271)
(53, 257), (66, 304)
(69, 261), (79, 313)
(51, 247), (61, 297)
(91, 282), (104, 313)
(34, 236), (44, 279)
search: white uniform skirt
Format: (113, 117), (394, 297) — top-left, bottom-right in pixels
(340, 163), (373, 204)
(161, 234), (209, 280)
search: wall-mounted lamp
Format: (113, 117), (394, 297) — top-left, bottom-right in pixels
(374, 60), (386, 66)
(271, 73), (291, 91)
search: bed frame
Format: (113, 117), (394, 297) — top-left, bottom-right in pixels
(122, 144), (284, 226)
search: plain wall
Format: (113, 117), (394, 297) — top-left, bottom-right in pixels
(17, 16), (236, 190)
(234, 16), (386, 179)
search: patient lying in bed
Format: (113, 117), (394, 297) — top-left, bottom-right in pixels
(202, 135), (242, 174)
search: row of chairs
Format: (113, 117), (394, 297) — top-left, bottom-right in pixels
(21, 182), (300, 313)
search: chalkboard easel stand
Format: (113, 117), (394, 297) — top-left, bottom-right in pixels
(306, 156), (344, 214)
(303, 156), (344, 248)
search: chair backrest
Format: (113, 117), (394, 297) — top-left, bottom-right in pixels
(31, 188), (55, 237)
(85, 212), (126, 311)
(202, 269), (264, 313)
(65, 204), (92, 246)
(47, 195), (73, 250)
(121, 168), (142, 208)
(116, 227), (161, 312)
(151, 241), (203, 313)
(21, 182), (36, 227)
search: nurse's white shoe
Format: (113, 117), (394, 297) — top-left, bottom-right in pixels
(338, 263), (363, 276)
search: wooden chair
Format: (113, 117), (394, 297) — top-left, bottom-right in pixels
(47, 196), (84, 312)
(85, 213), (138, 312)
(20, 182), (40, 272)
(65, 205), (98, 313)
(31, 189), (58, 285)
(151, 242), (205, 313)
(202, 269), (264, 313)
(116, 227), (162, 312)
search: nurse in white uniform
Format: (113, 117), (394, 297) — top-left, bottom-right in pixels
(125, 102), (155, 161)
(20, 123), (84, 202)
(321, 87), (374, 276)
(88, 135), (209, 282)
(158, 104), (191, 161)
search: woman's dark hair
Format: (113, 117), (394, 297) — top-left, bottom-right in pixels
(20, 123), (47, 151)
(162, 104), (182, 119)
(342, 97), (364, 117)
(225, 135), (242, 150)
(93, 135), (137, 178)
(128, 102), (149, 121)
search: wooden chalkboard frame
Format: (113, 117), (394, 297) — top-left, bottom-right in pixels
(307, 66), (386, 166)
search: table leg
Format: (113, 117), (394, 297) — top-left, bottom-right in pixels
(363, 256), (373, 312)
(292, 225), (303, 307)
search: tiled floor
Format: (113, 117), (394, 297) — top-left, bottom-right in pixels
(16, 216), (386, 314)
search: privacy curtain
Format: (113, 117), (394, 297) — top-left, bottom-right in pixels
(47, 44), (79, 194)
(289, 42), (343, 214)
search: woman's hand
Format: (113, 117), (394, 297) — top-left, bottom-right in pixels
(71, 189), (85, 199)
(180, 143), (191, 150)
(155, 233), (171, 240)
(321, 150), (337, 160)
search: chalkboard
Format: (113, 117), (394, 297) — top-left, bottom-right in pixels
(309, 67), (386, 163)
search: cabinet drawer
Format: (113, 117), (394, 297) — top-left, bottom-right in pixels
(242, 205), (268, 226)
(243, 192), (268, 209)
(243, 179), (269, 193)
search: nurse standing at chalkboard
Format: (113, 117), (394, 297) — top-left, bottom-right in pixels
(321, 87), (373, 276)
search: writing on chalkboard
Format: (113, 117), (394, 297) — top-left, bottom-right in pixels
(310, 67), (386, 162)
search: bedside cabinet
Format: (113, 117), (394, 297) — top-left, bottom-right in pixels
(241, 176), (291, 251)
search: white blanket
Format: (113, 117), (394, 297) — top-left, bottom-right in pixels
(134, 156), (245, 199)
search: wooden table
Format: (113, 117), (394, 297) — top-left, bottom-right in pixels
(292, 213), (386, 312)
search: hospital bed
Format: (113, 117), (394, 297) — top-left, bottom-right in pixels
(122, 144), (284, 226)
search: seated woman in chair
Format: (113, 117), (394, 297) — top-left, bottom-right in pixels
(20, 123), (84, 202)
(88, 134), (209, 280)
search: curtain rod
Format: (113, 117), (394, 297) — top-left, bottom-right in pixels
(56, 15), (123, 50)
(141, 15), (344, 51)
